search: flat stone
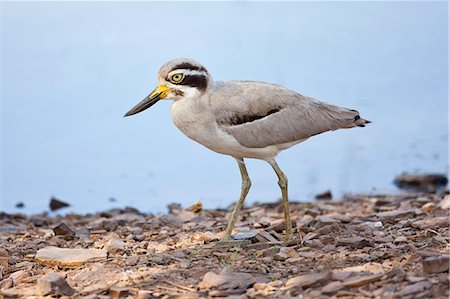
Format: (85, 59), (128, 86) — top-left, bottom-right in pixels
(200, 271), (256, 290)
(285, 271), (331, 289)
(393, 173), (448, 193)
(422, 256), (449, 274)
(411, 217), (448, 229)
(322, 281), (344, 293)
(317, 216), (340, 226)
(36, 272), (75, 296)
(232, 230), (258, 240)
(194, 231), (219, 242)
(36, 246), (107, 268)
(343, 274), (382, 287)
(336, 236), (371, 248)
(394, 236), (408, 243)
(315, 190), (332, 200)
(398, 281), (431, 296)
(377, 209), (416, 219)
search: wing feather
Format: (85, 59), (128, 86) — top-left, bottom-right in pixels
(212, 81), (362, 148)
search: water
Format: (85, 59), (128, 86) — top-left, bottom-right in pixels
(1, 2), (448, 215)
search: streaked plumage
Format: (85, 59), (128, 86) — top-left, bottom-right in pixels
(125, 58), (370, 240)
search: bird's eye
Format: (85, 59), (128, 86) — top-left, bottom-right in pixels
(170, 73), (184, 83)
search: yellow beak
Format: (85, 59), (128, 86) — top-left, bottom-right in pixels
(124, 85), (171, 117)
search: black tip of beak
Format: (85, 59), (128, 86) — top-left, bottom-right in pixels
(123, 92), (162, 118)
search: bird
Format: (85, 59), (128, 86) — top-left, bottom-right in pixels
(124, 58), (370, 240)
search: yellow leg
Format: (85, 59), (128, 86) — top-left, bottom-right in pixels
(223, 158), (251, 240)
(268, 159), (293, 240)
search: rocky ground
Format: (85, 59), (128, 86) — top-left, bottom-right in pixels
(0, 191), (449, 298)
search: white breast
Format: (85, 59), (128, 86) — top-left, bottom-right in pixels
(170, 97), (281, 160)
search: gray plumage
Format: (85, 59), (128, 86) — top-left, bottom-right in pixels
(211, 80), (367, 149)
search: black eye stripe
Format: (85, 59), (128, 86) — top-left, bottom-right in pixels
(175, 74), (208, 91)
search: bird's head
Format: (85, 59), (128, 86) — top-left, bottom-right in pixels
(124, 58), (212, 117)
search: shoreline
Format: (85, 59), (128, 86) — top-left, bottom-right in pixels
(1, 191), (449, 298)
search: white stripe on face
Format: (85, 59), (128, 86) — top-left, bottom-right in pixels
(168, 69), (207, 78)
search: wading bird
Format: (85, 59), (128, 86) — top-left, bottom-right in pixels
(125, 58), (369, 240)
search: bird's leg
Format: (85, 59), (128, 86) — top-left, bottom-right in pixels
(268, 160), (293, 240)
(223, 158), (252, 240)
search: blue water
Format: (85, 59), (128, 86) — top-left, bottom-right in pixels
(1, 2), (448, 215)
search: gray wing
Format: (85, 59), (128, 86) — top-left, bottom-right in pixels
(212, 81), (366, 148)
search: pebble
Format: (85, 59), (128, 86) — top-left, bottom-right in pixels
(53, 222), (76, 240)
(422, 256), (449, 274)
(36, 272), (75, 296)
(322, 281), (344, 293)
(343, 274), (383, 287)
(0, 248), (9, 270)
(49, 197), (70, 211)
(336, 236), (371, 248)
(200, 271), (256, 290)
(394, 236), (408, 243)
(109, 286), (129, 298)
(398, 281), (431, 296)
(421, 202), (435, 213)
(232, 230), (258, 240)
(285, 271), (331, 289)
(105, 238), (125, 254)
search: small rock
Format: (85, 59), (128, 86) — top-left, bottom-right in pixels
(394, 173), (448, 193)
(9, 270), (28, 285)
(200, 271), (256, 290)
(421, 202), (435, 213)
(232, 230), (258, 240)
(137, 290), (153, 299)
(36, 272), (75, 296)
(322, 281), (344, 293)
(0, 249), (9, 270)
(394, 236), (408, 243)
(438, 195), (450, 209)
(422, 256), (449, 274)
(285, 271), (331, 289)
(146, 241), (169, 252)
(343, 274), (383, 287)
(412, 217), (448, 229)
(175, 210), (197, 222)
(194, 231), (219, 242)
(0, 277), (13, 289)
(398, 281), (431, 296)
(105, 238), (125, 254)
(35, 246), (107, 268)
(159, 214), (183, 228)
(336, 236), (371, 248)
(377, 209), (416, 219)
(125, 256), (139, 266)
(15, 202), (25, 208)
(315, 190), (332, 200)
(53, 223), (76, 240)
(317, 215), (340, 227)
(49, 196), (70, 211)
(110, 286), (129, 298)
